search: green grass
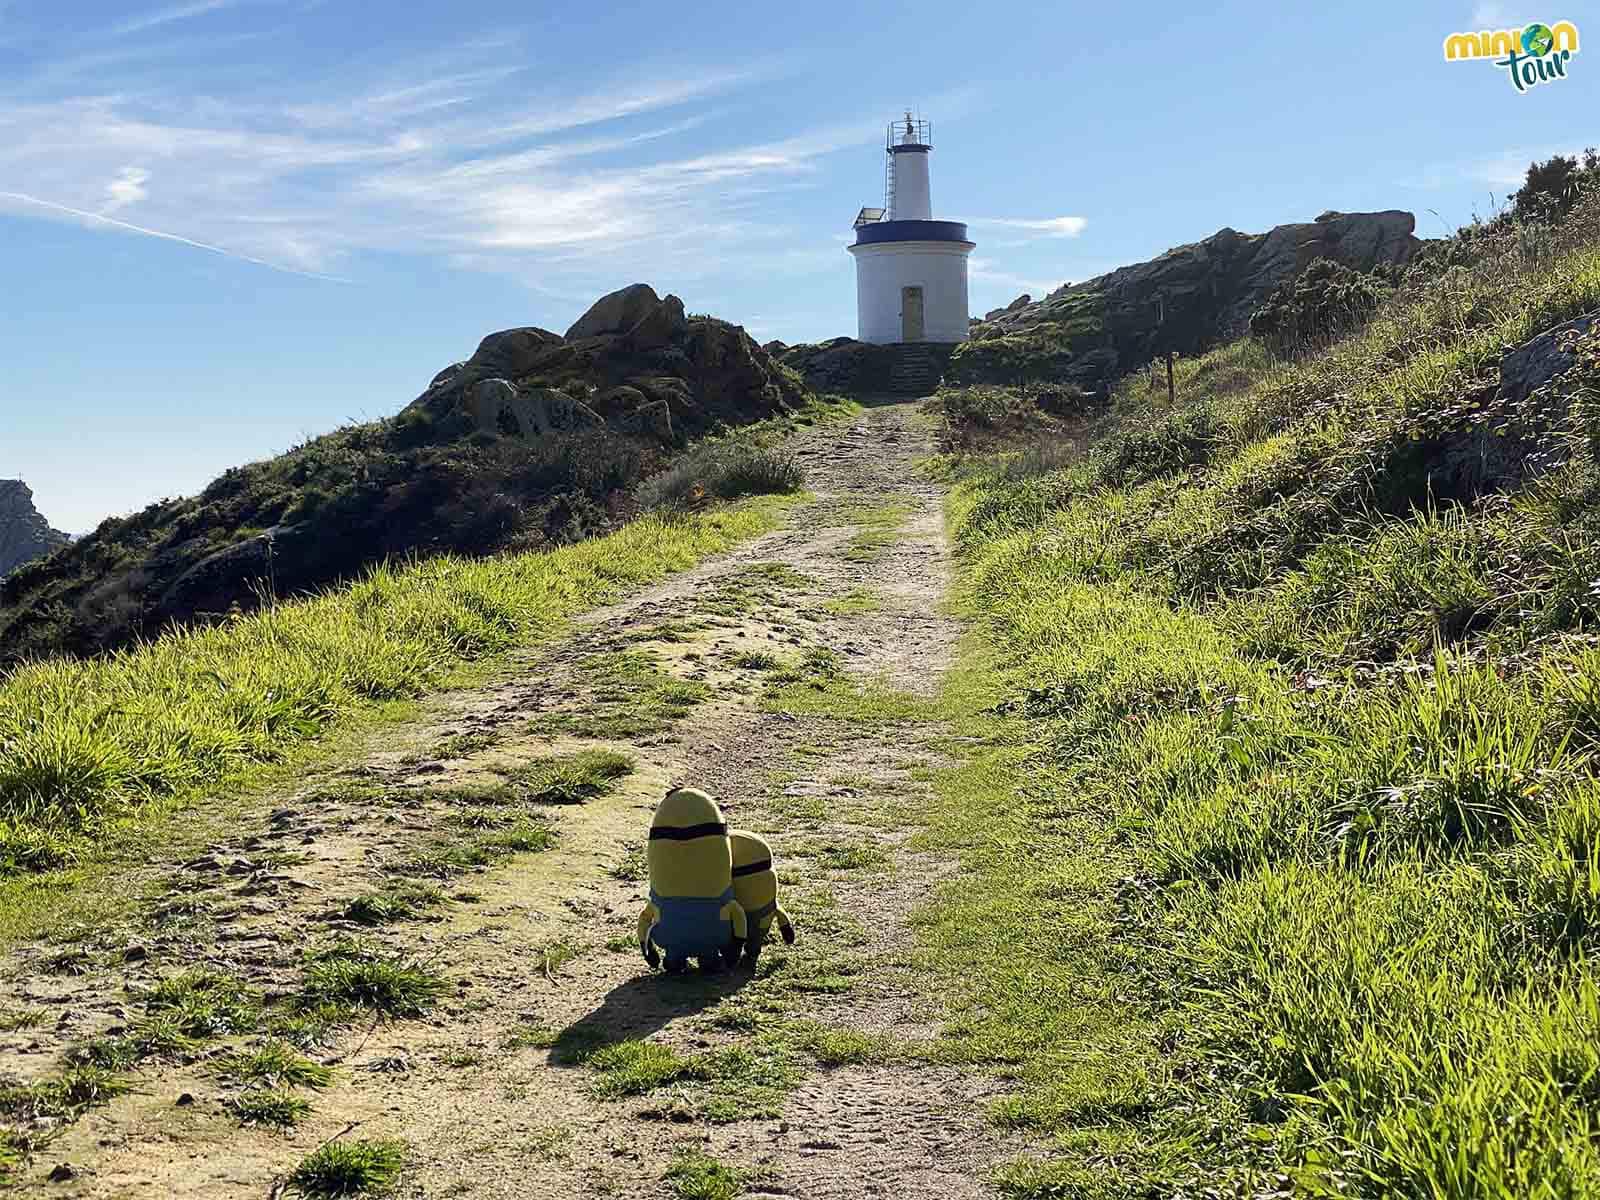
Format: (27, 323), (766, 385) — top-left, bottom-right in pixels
(560, 1030), (802, 1121)
(0, 499), (789, 886)
(0, 1007), (45, 1033)
(663, 1150), (749, 1200)
(822, 587), (881, 616)
(228, 1089), (311, 1129)
(0, 1065), (128, 1179)
(298, 941), (450, 1018)
(838, 499), (912, 562)
(930, 191), (1600, 1196)
(342, 881), (448, 925)
(389, 819), (554, 877)
(286, 1138), (406, 1197)
(215, 1040), (333, 1089)
(764, 648), (922, 722)
(508, 749), (634, 805)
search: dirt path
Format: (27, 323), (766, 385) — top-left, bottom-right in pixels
(7, 401), (1022, 1198)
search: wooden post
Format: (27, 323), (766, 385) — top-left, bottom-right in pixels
(1165, 351), (1175, 407)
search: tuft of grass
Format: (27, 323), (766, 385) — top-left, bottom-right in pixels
(510, 749), (634, 805)
(764, 648), (923, 723)
(838, 498), (911, 562)
(587, 1039), (711, 1097)
(215, 1040), (333, 1089)
(342, 881), (447, 925)
(796, 1024), (896, 1067)
(610, 847), (647, 882)
(431, 730), (498, 760)
(298, 941), (450, 1018)
(229, 1089), (311, 1129)
(286, 1138), (406, 1198)
(0, 1007), (45, 1033)
(663, 1150), (747, 1200)
(389, 819), (553, 877)
(822, 587), (881, 616)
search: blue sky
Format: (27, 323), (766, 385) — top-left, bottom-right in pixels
(0, 0), (1592, 532)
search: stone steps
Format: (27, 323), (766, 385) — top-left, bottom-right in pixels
(884, 344), (947, 396)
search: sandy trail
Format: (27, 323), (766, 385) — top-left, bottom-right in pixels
(6, 401), (1021, 1198)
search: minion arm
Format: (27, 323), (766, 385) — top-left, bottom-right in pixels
(637, 901), (661, 968)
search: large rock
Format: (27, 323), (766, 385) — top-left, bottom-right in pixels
(462, 379), (604, 439)
(0, 480), (68, 577)
(965, 210), (1421, 394)
(566, 284), (666, 340)
(402, 283), (806, 441)
(1424, 311), (1598, 500)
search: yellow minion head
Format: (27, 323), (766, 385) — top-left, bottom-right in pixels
(647, 787), (732, 899)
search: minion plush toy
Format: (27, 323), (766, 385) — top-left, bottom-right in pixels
(729, 830), (796, 965)
(638, 788), (748, 972)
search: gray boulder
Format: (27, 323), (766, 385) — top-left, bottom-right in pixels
(470, 326), (564, 378)
(1499, 312), (1596, 405)
(159, 523), (305, 611)
(463, 379), (603, 439)
(566, 283), (665, 340)
(1428, 311), (1597, 499)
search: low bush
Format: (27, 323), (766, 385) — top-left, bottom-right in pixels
(636, 440), (804, 510)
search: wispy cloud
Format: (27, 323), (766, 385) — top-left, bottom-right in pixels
(100, 166), (149, 213)
(970, 215), (1088, 238)
(0, 38), (878, 290)
(0, 189), (346, 279)
(106, 0), (236, 38)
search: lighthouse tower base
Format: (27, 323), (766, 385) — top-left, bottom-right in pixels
(850, 239), (973, 345)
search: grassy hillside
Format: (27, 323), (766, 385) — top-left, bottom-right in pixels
(0, 496), (797, 881)
(931, 190), (1600, 1194)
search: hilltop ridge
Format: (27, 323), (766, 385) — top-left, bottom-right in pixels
(0, 480), (67, 578)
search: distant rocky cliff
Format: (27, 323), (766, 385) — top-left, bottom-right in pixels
(0, 480), (67, 577)
(954, 210), (1421, 392)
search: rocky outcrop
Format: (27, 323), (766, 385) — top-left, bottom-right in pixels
(0, 480), (68, 577)
(406, 284), (804, 444)
(961, 210), (1421, 394)
(983, 294), (1032, 322)
(1424, 311), (1598, 500)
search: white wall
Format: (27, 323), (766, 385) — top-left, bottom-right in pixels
(889, 151), (931, 220)
(850, 241), (972, 344)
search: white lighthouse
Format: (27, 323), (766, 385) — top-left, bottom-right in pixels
(848, 114), (974, 345)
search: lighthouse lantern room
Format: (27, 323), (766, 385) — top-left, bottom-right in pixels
(848, 113), (974, 345)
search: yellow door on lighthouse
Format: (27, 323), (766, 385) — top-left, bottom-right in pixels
(901, 286), (924, 342)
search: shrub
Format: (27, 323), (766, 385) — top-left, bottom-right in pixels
(1248, 257), (1396, 356)
(636, 440), (803, 509)
(1513, 149), (1600, 222)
